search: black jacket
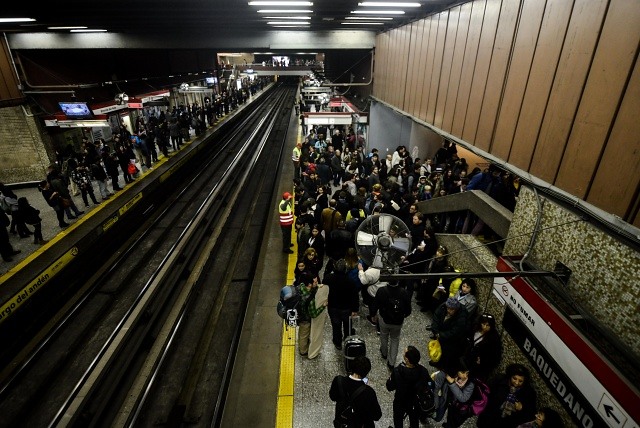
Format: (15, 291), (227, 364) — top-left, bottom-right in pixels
(375, 285), (411, 325)
(329, 375), (382, 428)
(386, 363), (430, 403)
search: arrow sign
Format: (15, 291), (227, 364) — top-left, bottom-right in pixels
(604, 405), (620, 424)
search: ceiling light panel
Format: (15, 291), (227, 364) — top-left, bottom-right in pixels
(249, 1), (313, 5)
(358, 2), (421, 6)
(345, 16), (393, 20)
(267, 21), (310, 25)
(263, 16), (310, 19)
(257, 9), (313, 13)
(0, 18), (36, 23)
(351, 10), (405, 14)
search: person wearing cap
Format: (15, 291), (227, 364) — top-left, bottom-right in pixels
(429, 297), (468, 372)
(278, 192), (294, 254)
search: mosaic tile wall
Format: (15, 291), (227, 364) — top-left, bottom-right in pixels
(503, 185), (640, 354)
(0, 106), (50, 183)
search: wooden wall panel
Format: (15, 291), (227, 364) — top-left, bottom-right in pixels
(529, 0), (608, 183)
(587, 56), (640, 219)
(388, 28), (399, 106)
(555, 0), (640, 198)
(434, 6), (460, 128)
(462, 0), (501, 143)
(374, 0), (640, 222)
(474, 0), (520, 152)
(410, 19), (427, 118)
(427, 12), (449, 124)
(398, 25), (412, 110)
(405, 22), (421, 116)
(492, 0), (546, 160)
(391, 28), (404, 107)
(509, 0), (574, 170)
(418, 17), (437, 122)
(442, 2), (473, 133)
(372, 34), (383, 100)
(452, 0), (486, 136)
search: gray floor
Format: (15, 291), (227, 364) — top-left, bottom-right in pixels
(293, 295), (479, 428)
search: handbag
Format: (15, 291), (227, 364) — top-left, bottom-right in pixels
(60, 197), (72, 208)
(127, 162), (138, 175)
(428, 338), (442, 363)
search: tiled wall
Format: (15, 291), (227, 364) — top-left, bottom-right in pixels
(504, 185), (640, 354)
(0, 106), (50, 183)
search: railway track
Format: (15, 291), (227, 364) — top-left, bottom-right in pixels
(0, 83), (296, 428)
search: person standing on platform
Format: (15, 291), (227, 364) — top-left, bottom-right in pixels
(329, 356), (382, 428)
(18, 197), (46, 245)
(375, 279), (412, 370)
(278, 192), (294, 254)
(48, 166), (84, 219)
(386, 346), (431, 428)
(307, 274), (329, 359)
(0, 210), (21, 262)
(292, 142), (302, 180)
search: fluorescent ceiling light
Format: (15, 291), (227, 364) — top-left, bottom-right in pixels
(249, 1), (312, 5)
(342, 22), (384, 25)
(48, 26), (88, 30)
(358, 2), (421, 6)
(271, 25), (309, 28)
(258, 9), (312, 13)
(70, 29), (108, 32)
(351, 10), (405, 14)
(0, 18), (35, 23)
(263, 16), (310, 19)
(345, 16), (393, 20)
(267, 21), (310, 25)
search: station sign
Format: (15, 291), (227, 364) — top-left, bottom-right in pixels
(495, 257), (639, 428)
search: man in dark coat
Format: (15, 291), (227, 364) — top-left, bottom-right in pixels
(329, 356), (382, 428)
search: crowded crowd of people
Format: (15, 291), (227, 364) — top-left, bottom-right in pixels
(280, 125), (561, 427)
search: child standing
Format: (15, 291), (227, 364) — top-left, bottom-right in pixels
(18, 197), (47, 245)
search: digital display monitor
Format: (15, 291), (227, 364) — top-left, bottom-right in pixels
(205, 77), (218, 85)
(59, 102), (94, 119)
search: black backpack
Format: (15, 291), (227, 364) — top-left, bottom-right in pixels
(335, 377), (367, 428)
(414, 373), (436, 419)
(383, 287), (405, 325)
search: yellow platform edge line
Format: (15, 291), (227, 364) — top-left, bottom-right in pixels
(275, 188), (298, 427)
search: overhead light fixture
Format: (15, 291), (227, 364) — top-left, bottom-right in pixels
(345, 16), (393, 20)
(70, 29), (108, 32)
(267, 21), (310, 25)
(257, 9), (312, 13)
(249, 1), (313, 5)
(351, 10), (405, 14)
(358, 2), (421, 6)
(263, 16), (310, 19)
(48, 26), (88, 30)
(342, 22), (384, 25)
(271, 25), (308, 28)
(0, 18), (36, 23)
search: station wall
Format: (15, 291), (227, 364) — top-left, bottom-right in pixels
(373, 0), (640, 227)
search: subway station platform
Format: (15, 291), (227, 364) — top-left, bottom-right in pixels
(1, 87), (478, 428)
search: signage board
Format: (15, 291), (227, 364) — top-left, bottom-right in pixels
(496, 257), (639, 428)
